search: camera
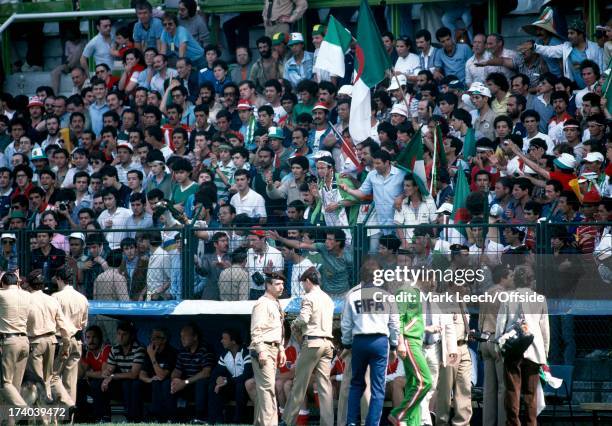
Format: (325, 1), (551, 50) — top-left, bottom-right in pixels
(251, 271), (265, 287)
(59, 203), (67, 212)
(469, 330), (491, 342)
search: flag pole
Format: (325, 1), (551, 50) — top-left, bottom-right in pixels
(430, 124), (438, 195)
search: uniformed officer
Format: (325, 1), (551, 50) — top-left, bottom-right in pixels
(0, 272), (31, 415)
(281, 267), (335, 426)
(51, 267), (89, 404)
(388, 281), (432, 426)
(341, 259), (400, 426)
(25, 269), (75, 406)
(435, 284), (473, 426)
(250, 272), (286, 426)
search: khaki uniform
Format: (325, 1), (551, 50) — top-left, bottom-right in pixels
(27, 290), (75, 404)
(52, 285), (88, 403)
(262, 0), (307, 37)
(478, 284), (505, 426)
(250, 295), (284, 426)
(435, 303), (472, 426)
(282, 286), (335, 426)
(0, 286), (31, 408)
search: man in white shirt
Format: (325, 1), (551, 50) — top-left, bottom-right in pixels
(150, 54), (178, 95)
(278, 238), (315, 298)
(96, 187), (132, 250)
(521, 110), (554, 154)
(245, 229), (283, 300)
(146, 231), (173, 300)
(230, 169), (267, 223)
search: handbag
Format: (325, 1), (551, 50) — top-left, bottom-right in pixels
(500, 305), (534, 360)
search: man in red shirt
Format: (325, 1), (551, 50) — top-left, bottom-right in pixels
(77, 325), (111, 421)
(508, 141), (577, 191)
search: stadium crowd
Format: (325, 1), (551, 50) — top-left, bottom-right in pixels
(0, 0), (611, 424)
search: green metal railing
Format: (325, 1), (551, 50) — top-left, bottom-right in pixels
(11, 220), (612, 302)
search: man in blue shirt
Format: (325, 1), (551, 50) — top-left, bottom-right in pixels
(339, 150), (406, 252)
(88, 78), (110, 137)
(283, 32), (314, 89)
(433, 27), (472, 83)
(133, 1), (163, 51)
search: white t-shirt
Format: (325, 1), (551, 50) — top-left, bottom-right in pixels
(230, 189), (267, 219)
(97, 207), (132, 249)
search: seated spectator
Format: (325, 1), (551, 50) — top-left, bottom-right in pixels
(93, 322), (145, 422)
(208, 329), (253, 424)
(168, 323), (216, 422)
(177, 0), (209, 47)
(138, 327), (177, 422)
(77, 325), (112, 422)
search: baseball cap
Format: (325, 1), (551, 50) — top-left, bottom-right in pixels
(467, 82), (491, 98)
(338, 85), (353, 97)
(0, 233), (16, 241)
(236, 99), (253, 110)
(271, 32), (289, 46)
(312, 24), (326, 36)
(436, 202), (453, 215)
(68, 232), (86, 243)
(31, 147), (47, 161)
(287, 32), (305, 46)
(28, 96), (44, 108)
(117, 142), (134, 153)
(390, 103), (409, 118)
(250, 227), (266, 237)
(387, 74), (407, 91)
(9, 211), (26, 220)
(584, 152), (604, 163)
(268, 127), (284, 140)
(553, 153), (576, 170)
(312, 102), (330, 112)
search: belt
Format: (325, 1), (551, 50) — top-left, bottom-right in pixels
(31, 331), (55, 340)
(264, 341), (280, 347)
(0, 332), (26, 339)
(305, 336), (332, 340)
(457, 339), (468, 346)
(56, 331), (82, 340)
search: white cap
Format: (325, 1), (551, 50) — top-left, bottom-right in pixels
(553, 153), (577, 170)
(117, 142), (134, 152)
(338, 85), (353, 97)
(436, 202), (453, 214)
(389, 103), (409, 118)
(467, 82), (491, 98)
(584, 152), (604, 163)
(0, 233), (16, 241)
(288, 32), (305, 46)
(387, 74), (407, 91)
(489, 205), (504, 217)
(68, 232), (86, 243)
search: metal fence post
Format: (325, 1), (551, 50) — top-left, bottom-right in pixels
(182, 224), (193, 299)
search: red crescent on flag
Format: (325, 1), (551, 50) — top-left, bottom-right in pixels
(353, 44), (365, 83)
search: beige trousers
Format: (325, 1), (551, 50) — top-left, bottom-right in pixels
(0, 336), (29, 407)
(435, 344), (472, 426)
(283, 340), (334, 426)
(252, 344), (279, 426)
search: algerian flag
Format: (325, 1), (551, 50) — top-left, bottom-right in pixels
(313, 15), (352, 78)
(451, 167), (471, 237)
(463, 127), (477, 159)
(349, 0), (391, 143)
(396, 129), (429, 196)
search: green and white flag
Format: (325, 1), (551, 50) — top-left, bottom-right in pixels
(349, 0), (391, 143)
(396, 129), (429, 196)
(313, 15), (352, 78)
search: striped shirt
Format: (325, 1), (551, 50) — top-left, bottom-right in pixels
(175, 345), (216, 378)
(107, 342), (146, 373)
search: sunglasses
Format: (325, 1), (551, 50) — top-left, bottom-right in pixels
(2, 240), (14, 244)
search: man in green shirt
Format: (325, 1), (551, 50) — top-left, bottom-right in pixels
(170, 158), (198, 210)
(268, 228), (352, 296)
(389, 284), (432, 426)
